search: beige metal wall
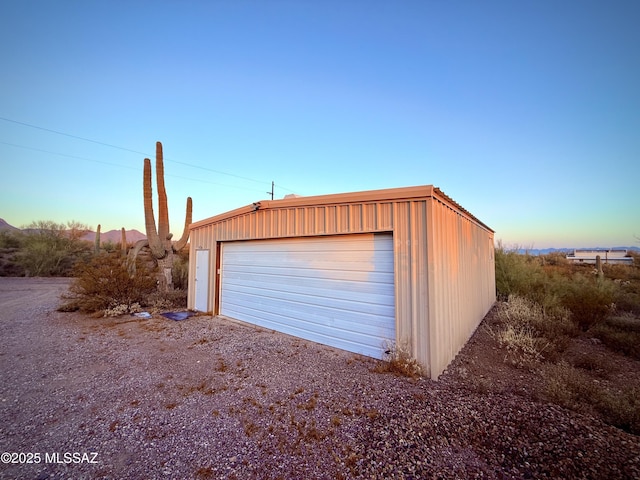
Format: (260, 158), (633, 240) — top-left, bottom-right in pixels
(425, 196), (496, 378)
(188, 187), (495, 379)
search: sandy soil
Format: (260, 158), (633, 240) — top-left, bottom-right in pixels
(0, 277), (639, 479)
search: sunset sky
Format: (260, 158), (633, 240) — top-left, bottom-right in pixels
(1, 1), (638, 248)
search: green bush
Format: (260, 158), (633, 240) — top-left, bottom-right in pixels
(589, 314), (640, 359)
(495, 245), (626, 332)
(0, 231), (25, 276)
(15, 221), (93, 276)
(542, 361), (640, 435)
(0, 230), (22, 249)
(61, 253), (158, 314)
(558, 273), (615, 330)
(494, 243), (545, 301)
(172, 250), (189, 290)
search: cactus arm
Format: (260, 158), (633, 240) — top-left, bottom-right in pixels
(143, 157), (165, 259)
(155, 141), (170, 243)
(127, 239), (149, 275)
(173, 196), (192, 252)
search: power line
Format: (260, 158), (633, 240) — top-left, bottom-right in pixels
(0, 141), (139, 171)
(0, 140), (268, 193)
(0, 116), (148, 156)
(0, 116), (276, 187)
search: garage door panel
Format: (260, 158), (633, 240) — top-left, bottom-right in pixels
(220, 234), (395, 359)
(223, 288), (396, 325)
(226, 300), (395, 338)
(223, 303), (394, 357)
(223, 267), (393, 285)
(223, 275), (395, 313)
(222, 262), (394, 293)
(224, 237), (390, 254)
(223, 277), (394, 309)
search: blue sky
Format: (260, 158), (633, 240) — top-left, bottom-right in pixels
(1, 1), (638, 248)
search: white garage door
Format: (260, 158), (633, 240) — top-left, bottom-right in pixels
(220, 234), (395, 359)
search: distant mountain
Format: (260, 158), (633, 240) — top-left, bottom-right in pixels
(518, 247), (640, 256)
(82, 229), (147, 244)
(0, 219), (146, 244)
(0, 218), (19, 232)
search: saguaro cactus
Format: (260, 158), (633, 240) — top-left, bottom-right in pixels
(94, 224), (101, 254)
(120, 227), (127, 257)
(595, 255), (604, 280)
(130, 141), (192, 291)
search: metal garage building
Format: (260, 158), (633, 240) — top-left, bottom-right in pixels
(187, 185), (495, 379)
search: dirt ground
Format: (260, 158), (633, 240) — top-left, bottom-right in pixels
(0, 277), (639, 479)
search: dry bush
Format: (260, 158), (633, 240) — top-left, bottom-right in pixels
(540, 251), (571, 267)
(146, 289), (188, 311)
(493, 295), (573, 363)
(541, 361), (597, 410)
(492, 323), (550, 368)
(541, 361), (640, 435)
(60, 253), (158, 314)
(589, 313), (640, 359)
(374, 341), (424, 379)
(607, 264), (640, 315)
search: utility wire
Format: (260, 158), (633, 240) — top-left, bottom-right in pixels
(0, 117), (148, 156)
(0, 141), (139, 171)
(0, 140), (268, 193)
(0, 116), (275, 187)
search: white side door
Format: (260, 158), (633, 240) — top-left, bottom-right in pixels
(194, 249), (210, 312)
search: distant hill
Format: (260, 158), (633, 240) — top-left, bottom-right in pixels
(0, 219), (146, 244)
(518, 247), (640, 256)
(81, 229), (147, 244)
(0, 218), (19, 232)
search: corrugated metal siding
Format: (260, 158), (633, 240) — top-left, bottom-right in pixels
(425, 197), (496, 378)
(188, 188), (495, 379)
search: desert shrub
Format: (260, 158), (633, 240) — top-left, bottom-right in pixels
(494, 243), (545, 301)
(374, 341), (424, 378)
(589, 314), (640, 359)
(541, 361), (593, 410)
(541, 361), (640, 434)
(540, 251), (570, 267)
(0, 231), (25, 276)
(104, 302), (142, 317)
(15, 220), (93, 276)
(558, 273), (616, 330)
(493, 295), (575, 363)
(172, 250), (189, 290)
(594, 386), (640, 435)
(61, 253), (157, 314)
(605, 265), (640, 315)
(0, 230), (22, 249)
(492, 323), (550, 367)
(146, 289), (188, 311)
(492, 299), (544, 366)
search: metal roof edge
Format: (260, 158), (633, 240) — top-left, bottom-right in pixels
(190, 184), (493, 233)
(432, 187), (494, 233)
(260, 184), (435, 209)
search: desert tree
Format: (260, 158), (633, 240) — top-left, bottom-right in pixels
(16, 220), (93, 276)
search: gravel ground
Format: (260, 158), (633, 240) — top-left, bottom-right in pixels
(0, 277), (639, 479)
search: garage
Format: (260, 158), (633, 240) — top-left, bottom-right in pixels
(220, 234), (395, 359)
(188, 185), (496, 379)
